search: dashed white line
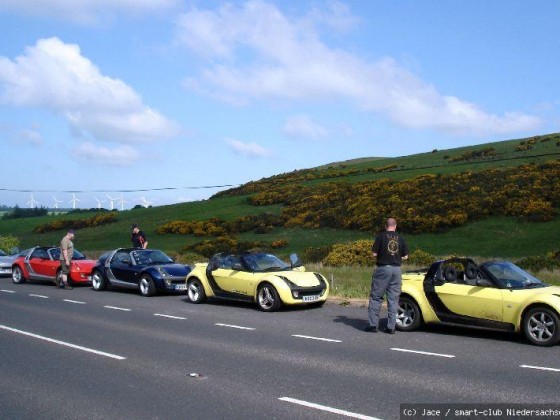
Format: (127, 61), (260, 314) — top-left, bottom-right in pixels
(1, 289), (16, 294)
(104, 305), (131, 312)
(391, 348), (455, 358)
(292, 334), (341, 343)
(64, 299), (86, 305)
(155, 313), (187, 320)
(29, 294), (49, 299)
(215, 323), (255, 330)
(0, 324), (126, 360)
(279, 397), (381, 420)
(520, 364), (560, 372)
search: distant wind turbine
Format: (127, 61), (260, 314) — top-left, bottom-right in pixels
(117, 193), (128, 211)
(94, 197), (106, 209)
(139, 196), (152, 208)
(106, 194), (117, 210)
(27, 193), (40, 208)
(69, 193), (81, 209)
(52, 196), (63, 209)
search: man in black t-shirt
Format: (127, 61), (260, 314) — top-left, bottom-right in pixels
(365, 218), (409, 334)
(131, 224), (148, 249)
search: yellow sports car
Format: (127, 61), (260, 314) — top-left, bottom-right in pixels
(185, 252), (329, 311)
(397, 258), (560, 346)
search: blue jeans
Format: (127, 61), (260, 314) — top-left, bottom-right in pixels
(367, 265), (402, 330)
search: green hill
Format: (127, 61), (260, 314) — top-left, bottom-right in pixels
(1, 132), (560, 260)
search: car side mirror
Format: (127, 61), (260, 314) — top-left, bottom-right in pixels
(210, 262), (219, 271)
(121, 259), (131, 265)
(232, 262), (244, 271)
(476, 278), (493, 287)
(290, 253), (303, 268)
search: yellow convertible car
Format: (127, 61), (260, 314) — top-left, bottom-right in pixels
(185, 252), (329, 311)
(397, 258), (560, 346)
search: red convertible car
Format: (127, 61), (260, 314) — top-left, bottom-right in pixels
(11, 246), (96, 286)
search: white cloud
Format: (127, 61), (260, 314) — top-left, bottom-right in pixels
(282, 115), (328, 140)
(16, 128), (43, 146)
(176, 1), (540, 136)
(225, 138), (273, 158)
(0, 37), (180, 144)
(72, 142), (140, 165)
(0, 0), (179, 24)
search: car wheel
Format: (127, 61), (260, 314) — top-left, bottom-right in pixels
(12, 266), (26, 284)
(396, 296), (422, 331)
(523, 307), (560, 347)
(92, 270), (107, 291)
(187, 278), (206, 303)
(139, 275), (156, 297)
(257, 283), (282, 312)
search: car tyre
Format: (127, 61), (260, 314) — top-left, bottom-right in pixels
(257, 283), (282, 312)
(187, 278), (206, 304)
(139, 274), (156, 297)
(522, 307), (560, 347)
(396, 296), (422, 331)
(92, 270), (107, 291)
(12, 266), (26, 284)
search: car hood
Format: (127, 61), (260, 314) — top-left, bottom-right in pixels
(157, 263), (191, 276)
(73, 260), (97, 270)
(0, 256), (16, 266)
(274, 271), (323, 287)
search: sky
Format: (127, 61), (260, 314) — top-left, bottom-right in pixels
(0, 1), (559, 209)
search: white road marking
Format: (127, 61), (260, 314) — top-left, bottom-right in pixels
(520, 364), (560, 373)
(279, 397), (381, 420)
(391, 348), (455, 358)
(64, 299), (86, 305)
(1, 290), (16, 293)
(154, 313), (187, 320)
(215, 323), (255, 330)
(0, 324), (126, 360)
(29, 294), (49, 299)
(104, 305), (131, 312)
(292, 334), (341, 343)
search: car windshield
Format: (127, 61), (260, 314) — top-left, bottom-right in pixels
(242, 253), (290, 272)
(50, 248), (87, 260)
(0, 250), (6, 256)
(132, 250), (173, 266)
(482, 261), (546, 289)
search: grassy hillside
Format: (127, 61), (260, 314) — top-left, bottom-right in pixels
(1, 133), (559, 260)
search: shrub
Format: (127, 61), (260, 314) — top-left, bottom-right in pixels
(0, 235), (20, 253)
(516, 255), (560, 272)
(303, 245), (333, 263)
(407, 249), (436, 267)
(322, 240), (374, 267)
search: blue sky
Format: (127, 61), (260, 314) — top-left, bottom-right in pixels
(1, 1), (558, 209)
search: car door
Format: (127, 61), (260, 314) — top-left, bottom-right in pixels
(434, 282), (504, 322)
(27, 248), (56, 279)
(211, 255), (253, 296)
(109, 250), (138, 285)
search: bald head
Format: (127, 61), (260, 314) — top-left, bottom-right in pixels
(386, 218), (397, 231)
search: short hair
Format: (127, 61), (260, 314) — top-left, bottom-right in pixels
(386, 218), (397, 227)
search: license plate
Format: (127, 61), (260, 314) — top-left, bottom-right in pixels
(303, 295), (319, 302)
(175, 284), (187, 291)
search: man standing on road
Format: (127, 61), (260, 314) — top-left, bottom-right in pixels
(365, 218), (409, 334)
(59, 229), (75, 290)
(131, 224), (148, 249)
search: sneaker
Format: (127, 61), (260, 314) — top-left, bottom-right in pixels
(383, 328), (395, 334)
(364, 325), (378, 333)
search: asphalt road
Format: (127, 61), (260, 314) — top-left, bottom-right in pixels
(1, 280), (559, 420)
